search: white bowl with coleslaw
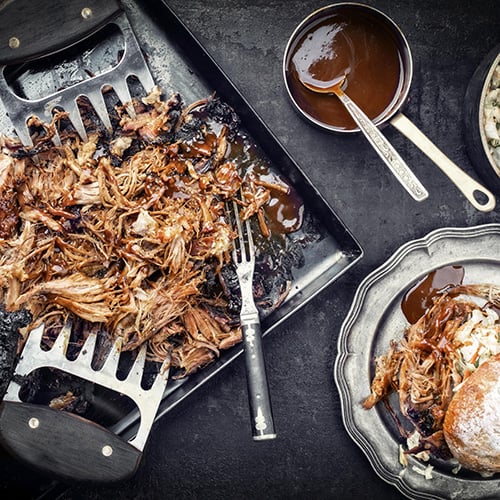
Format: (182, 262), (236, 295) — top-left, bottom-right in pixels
(465, 45), (500, 195)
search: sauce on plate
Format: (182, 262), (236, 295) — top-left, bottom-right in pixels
(401, 265), (465, 324)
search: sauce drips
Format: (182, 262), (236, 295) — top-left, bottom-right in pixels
(401, 265), (465, 324)
(246, 164), (304, 235)
(264, 183), (303, 234)
(178, 110), (304, 237)
(285, 6), (405, 130)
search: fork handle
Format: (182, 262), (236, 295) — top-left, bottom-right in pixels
(0, 0), (121, 66)
(241, 321), (277, 440)
(0, 401), (141, 482)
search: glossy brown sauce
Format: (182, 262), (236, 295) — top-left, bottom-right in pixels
(245, 163), (303, 235)
(285, 7), (404, 130)
(179, 112), (304, 237)
(401, 265), (465, 324)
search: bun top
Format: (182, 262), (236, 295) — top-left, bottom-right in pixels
(443, 353), (500, 475)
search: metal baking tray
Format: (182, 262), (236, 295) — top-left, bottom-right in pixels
(0, 0), (362, 441)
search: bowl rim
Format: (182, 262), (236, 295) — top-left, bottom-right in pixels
(478, 51), (500, 178)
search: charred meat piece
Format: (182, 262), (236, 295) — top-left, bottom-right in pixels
(0, 307), (32, 400)
(203, 95), (241, 139)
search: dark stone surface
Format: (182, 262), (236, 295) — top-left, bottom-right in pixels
(1, 1), (499, 499)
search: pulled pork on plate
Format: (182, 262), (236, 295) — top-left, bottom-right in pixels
(0, 87), (301, 380)
(363, 283), (500, 468)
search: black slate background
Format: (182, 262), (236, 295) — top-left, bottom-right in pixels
(1, 1), (499, 499)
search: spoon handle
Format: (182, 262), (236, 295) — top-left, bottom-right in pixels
(390, 113), (496, 212)
(336, 91), (429, 201)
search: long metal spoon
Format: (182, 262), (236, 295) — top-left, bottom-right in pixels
(301, 76), (429, 202)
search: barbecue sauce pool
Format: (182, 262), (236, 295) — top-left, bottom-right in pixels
(246, 162), (303, 235)
(401, 265), (465, 324)
(181, 111), (304, 237)
(285, 6), (404, 129)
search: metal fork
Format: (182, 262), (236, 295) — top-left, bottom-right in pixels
(230, 200), (276, 441)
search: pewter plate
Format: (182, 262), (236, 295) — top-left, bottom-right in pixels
(334, 224), (500, 500)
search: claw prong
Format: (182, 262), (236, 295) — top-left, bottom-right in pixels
(51, 321), (72, 357)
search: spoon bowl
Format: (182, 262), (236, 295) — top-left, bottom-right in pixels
(300, 75), (347, 95)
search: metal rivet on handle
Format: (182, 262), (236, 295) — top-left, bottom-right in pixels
(81, 7), (93, 19)
(8, 37), (20, 49)
(102, 445), (113, 457)
(28, 417), (39, 429)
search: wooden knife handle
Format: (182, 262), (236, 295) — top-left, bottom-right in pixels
(0, 0), (122, 65)
(0, 401), (141, 482)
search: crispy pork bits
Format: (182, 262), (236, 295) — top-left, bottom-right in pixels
(0, 89), (299, 379)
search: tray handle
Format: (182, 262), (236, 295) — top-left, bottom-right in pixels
(0, 401), (141, 482)
(0, 0), (121, 66)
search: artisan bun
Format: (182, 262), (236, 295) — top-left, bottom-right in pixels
(443, 353), (500, 475)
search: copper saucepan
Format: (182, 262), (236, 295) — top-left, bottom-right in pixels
(283, 2), (496, 212)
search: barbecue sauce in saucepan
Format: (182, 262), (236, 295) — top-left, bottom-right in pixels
(285, 6), (405, 130)
(401, 265), (465, 324)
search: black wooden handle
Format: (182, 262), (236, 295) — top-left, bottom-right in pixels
(0, 401), (141, 482)
(241, 321), (276, 440)
(0, 0), (121, 65)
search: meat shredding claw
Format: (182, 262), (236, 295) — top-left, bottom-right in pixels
(229, 200), (276, 441)
(0, 0), (155, 147)
(0, 322), (170, 482)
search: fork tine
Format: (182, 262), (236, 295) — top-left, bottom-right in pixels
(151, 354), (171, 390)
(62, 99), (89, 142)
(26, 323), (45, 345)
(232, 200), (246, 262)
(51, 128), (62, 147)
(244, 218), (254, 258)
(87, 89), (113, 132)
(113, 79), (135, 118)
(16, 121), (34, 148)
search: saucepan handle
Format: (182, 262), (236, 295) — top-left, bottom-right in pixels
(336, 91), (428, 202)
(0, 0), (121, 66)
(390, 113), (496, 212)
(0, 401), (141, 482)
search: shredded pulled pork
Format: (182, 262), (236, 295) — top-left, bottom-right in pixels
(0, 89), (291, 378)
(363, 284), (500, 461)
